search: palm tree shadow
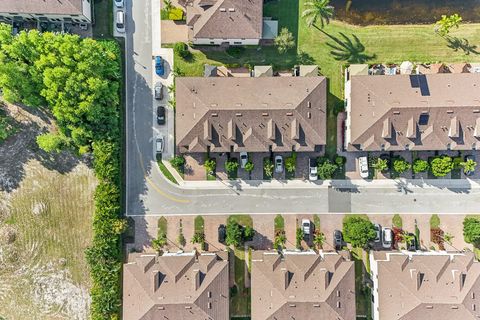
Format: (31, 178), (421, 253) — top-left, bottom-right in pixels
(445, 36), (479, 55)
(324, 32), (376, 63)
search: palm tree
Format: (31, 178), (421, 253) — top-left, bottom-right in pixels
(163, 0), (173, 11)
(313, 232), (326, 249)
(302, 0), (334, 29)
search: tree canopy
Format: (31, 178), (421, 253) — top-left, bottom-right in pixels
(463, 217), (480, 245)
(342, 216), (376, 248)
(0, 24), (120, 153)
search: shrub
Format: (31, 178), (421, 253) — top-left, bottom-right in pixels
(430, 156), (454, 177)
(204, 158), (216, 173)
(392, 214), (403, 228)
(335, 156), (346, 166)
(461, 158), (477, 174)
(463, 217), (480, 245)
(273, 231), (286, 250)
(170, 155), (185, 171)
(244, 161), (254, 173)
(430, 214), (441, 228)
(177, 233), (186, 247)
(191, 232), (205, 245)
(243, 225), (255, 241)
(274, 27), (295, 54)
(174, 42), (190, 59)
(296, 227), (303, 249)
(285, 152), (297, 173)
(226, 46), (245, 56)
(413, 158), (429, 173)
(431, 227), (445, 250)
(393, 157), (411, 174)
(225, 222), (243, 247)
(225, 159), (239, 174)
(317, 159), (338, 179)
(169, 7), (185, 20)
(372, 157), (388, 172)
(264, 158), (274, 178)
(342, 216), (376, 248)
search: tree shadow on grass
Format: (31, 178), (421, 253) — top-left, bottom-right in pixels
(325, 32), (376, 64)
(445, 36), (479, 55)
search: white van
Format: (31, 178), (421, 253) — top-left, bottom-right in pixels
(116, 11), (125, 33)
(156, 136), (164, 154)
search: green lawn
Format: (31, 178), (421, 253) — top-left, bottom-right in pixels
(173, 0), (480, 157)
(194, 215), (205, 234)
(351, 247), (371, 318)
(231, 248), (251, 317)
(92, 0), (113, 39)
(228, 214), (253, 227)
(158, 216), (168, 235)
(158, 159), (178, 184)
(274, 214), (285, 233)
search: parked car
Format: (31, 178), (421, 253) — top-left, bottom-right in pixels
(154, 82), (163, 100)
(302, 219), (311, 241)
(406, 233), (417, 251)
(155, 55), (165, 76)
(156, 136), (164, 153)
(464, 155), (476, 176)
(333, 230), (343, 250)
(114, 0), (124, 8)
(240, 152), (248, 168)
(373, 223), (382, 243)
(218, 224), (226, 243)
(115, 11), (125, 33)
(309, 158), (318, 181)
(358, 156), (369, 179)
(157, 106), (166, 125)
(275, 155), (283, 173)
(382, 227), (393, 249)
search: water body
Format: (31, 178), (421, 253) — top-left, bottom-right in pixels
(330, 0), (480, 25)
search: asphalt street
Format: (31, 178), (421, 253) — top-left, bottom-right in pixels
(124, 0), (480, 216)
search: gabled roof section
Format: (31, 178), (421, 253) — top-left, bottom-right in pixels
(348, 73), (480, 151)
(187, 0), (263, 40)
(373, 251), (480, 320)
(0, 0), (84, 15)
(251, 251), (355, 320)
(123, 251), (229, 320)
(175, 76), (327, 153)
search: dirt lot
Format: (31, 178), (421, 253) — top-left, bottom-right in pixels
(0, 103), (95, 320)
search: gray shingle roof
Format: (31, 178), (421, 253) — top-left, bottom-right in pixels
(123, 252), (229, 320)
(175, 76), (327, 153)
(0, 0), (84, 15)
(251, 251), (356, 320)
(186, 0), (263, 40)
(347, 73), (480, 151)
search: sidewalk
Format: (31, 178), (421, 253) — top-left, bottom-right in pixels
(160, 162), (480, 190)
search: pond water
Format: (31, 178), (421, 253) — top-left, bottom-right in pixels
(330, 0), (480, 25)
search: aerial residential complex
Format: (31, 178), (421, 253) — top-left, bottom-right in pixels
(3, 0), (480, 319)
(0, 0), (92, 24)
(175, 76), (327, 154)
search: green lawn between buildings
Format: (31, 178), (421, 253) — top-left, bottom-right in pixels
(173, 0), (480, 156)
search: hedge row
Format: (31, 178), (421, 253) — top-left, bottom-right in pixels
(85, 42), (125, 320)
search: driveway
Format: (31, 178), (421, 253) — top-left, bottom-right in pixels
(161, 21), (188, 44)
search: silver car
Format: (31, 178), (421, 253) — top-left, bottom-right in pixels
(382, 227), (393, 249)
(275, 155), (283, 173)
(240, 152), (248, 168)
(358, 156), (369, 179)
(154, 82), (163, 100)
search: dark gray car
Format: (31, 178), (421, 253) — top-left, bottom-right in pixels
(154, 82), (163, 100)
(333, 230), (343, 250)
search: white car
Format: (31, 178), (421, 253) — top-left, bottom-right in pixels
(156, 136), (164, 153)
(302, 219), (311, 236)
(114, 0), (124, 8)
(240, 152), (248, 168)
(358, 156), (369, 179)
(309, 158), (318, 181)
(382, 227), (393, 249)
(275, 155), (283, 173)
(116, 11), (125, 33)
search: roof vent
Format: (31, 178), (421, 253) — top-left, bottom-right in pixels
(289, 304), (296, 307)
(236, 103), (242, 107)
(236, 113), (242, 117)
(228, 8), (235, 12)
(313, 304), (320, 308)
(286, 112), (293, 116)
(307, 112), (311, 119)
(451, 306), (459, 309)
(158, 306), (165, 310)
(474, 110), (480, 113)
(393, 111), (400, 115)
(426, 305), (433, 309)
(211, 113), (218, 117)
(219, 8), (226, 12)
(447, 110), (454, 114)
(262, 112), (269, 116)
(210, 103), (217, 107)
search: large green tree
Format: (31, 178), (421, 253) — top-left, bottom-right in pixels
(342, 216), (376, 248)
(0, 24), (120, 153)
(463, 217), (480, 245)
(302, 0), (334, 29)
(274, 27), (295, 54)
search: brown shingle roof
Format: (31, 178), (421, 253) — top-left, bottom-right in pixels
(251, 251), (356, 320)
(0, 0), (84, 15)
(372, 251), (480, 320)
(347, 73), (480, 151)
(175, 76), (327, 153)
(186, 0), (263, 40)
(123, 251), (229, 320)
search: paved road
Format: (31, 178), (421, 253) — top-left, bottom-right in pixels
(125, 0), (480, 216)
